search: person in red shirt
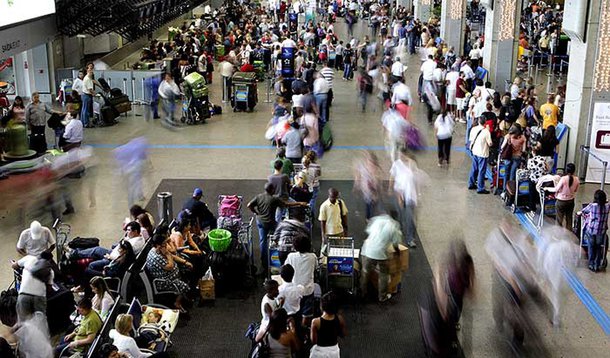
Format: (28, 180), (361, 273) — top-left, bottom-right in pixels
(455, 72), (469, 123)
(240, 63), (255, 72)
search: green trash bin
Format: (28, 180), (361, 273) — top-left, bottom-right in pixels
(208, 229), (232, 252)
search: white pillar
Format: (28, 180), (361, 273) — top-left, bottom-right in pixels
(440, 0), (467, 55)
(563, 0), (610, 172)
(481, 0), (522, 93)
(414, 0), (432, 22)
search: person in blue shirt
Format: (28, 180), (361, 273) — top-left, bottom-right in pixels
(144, 74), (162, 120)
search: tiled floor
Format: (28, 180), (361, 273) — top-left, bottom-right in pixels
(1, 20), (609, 356)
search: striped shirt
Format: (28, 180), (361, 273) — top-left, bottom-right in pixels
(582, 203), (610, 236)
(320, 66), (335, 88)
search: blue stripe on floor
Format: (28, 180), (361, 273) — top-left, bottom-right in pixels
(88, 143), (469, 152)
(515, 212), (610, 335)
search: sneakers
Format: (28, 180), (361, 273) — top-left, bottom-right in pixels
(407, 241), (417, 248)
(468, 185), (477, 190)
(458, 118), (467, 123)
(379, 293), (392, 303)
(477, 190), (491, 194)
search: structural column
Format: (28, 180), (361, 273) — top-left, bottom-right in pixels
(481, 0), (522, 93)
(414, 0), (432, 22)
(563, 0), (610, 181)
(440, 0), (467, 56)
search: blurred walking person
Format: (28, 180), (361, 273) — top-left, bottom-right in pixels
(114, 137), (148, 208)
(353, 151), (383, 219)
(158, 73), (181, 127)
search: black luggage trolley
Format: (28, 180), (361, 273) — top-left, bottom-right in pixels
(231, 72), (258, 112)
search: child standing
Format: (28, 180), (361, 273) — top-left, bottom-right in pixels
(260, 279), (280, 331)
(278, 264), (304, 318)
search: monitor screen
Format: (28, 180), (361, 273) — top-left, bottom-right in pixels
(0, 0), (56, 29)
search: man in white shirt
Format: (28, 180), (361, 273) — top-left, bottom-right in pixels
(460, 60), (476, 81)
(468, 117), (493, 194)
(158, 73), (181, 125)
(420, 55), (437, 82)
(219, 60), (235, 102)
(313, 73), (330, 123)
(389, 152), (422, 248)
(391, 81), (412, 106)
(62, 103), (84, 152)
(12, 253), (54, 321)
(468, 43), (482, 67)
(81, 68), (95, 128)
(16, 221), (56, 257)
(360, 214), (402, 302)
(445, 69), (460, 113)
(285, 236), (317, 326)
(67, 221), (145, 272)
(391, 57), (405, 81)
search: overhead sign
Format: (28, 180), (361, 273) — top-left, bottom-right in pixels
(586, 102), (610, 183)
(0, 16), (56, 58)
(0, 0), (56, 29)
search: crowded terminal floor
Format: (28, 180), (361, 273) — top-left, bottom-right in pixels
(1, 1), (610, 357)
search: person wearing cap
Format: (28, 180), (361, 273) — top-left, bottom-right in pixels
(17, 221), (56, 257)
(182, 188), (217, 230)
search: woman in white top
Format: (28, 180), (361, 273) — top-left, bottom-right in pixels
(90, 276), (115, 320)
(434, 110), (455, 166)
(109, 314), (153, 358)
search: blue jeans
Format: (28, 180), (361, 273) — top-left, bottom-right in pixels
(74, 246), (110, 260)
(314, 93), (328, 124)
(257, 220), (277, 270)
(468, 155), (488, 192)
(309, 186), (319, 219)
(396, 199), (419, 245)
(343, 63), (352, 79)
(81, 94), (92, 127)
(586, 233), (606, 268)
(504, 157), (522, 189)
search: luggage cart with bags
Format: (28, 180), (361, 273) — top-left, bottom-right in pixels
(231, 72), (258, 112)
(493, 154), (508, 195)
(325, 236), (355, 294)
(537, 180), (557, 230)
(505, 169), (530, 213)
(181, 72), (210, 124)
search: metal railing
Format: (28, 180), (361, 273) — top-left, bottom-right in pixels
(579, 145), (608, 191)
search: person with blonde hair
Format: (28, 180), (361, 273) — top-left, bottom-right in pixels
(109, 314), (170, 357)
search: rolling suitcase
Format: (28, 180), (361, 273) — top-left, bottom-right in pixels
(108, 95), (132, 114)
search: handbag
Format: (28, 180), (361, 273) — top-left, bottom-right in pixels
(500, 138), (513, 160)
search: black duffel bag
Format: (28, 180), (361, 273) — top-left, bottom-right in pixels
(67, 237), (99, 249)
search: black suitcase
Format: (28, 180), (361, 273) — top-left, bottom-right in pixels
(109, 95), (132, 114)
(47, 283), (75, 335)
(110, 88), (123, 97)
(100, 106), (119, 125)
(29, 133), (47, 153)
(98, 78), (111, 92)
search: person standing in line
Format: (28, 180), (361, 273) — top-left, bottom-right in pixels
(71, 71), (85, 99)
(81, 67), (95, 128)
(578, 190), (609, 272)
(158, 73), (181, 126)
(248, 183), (307, 273)
(313, 72), (330, 124)
(318, 188), (349, 244)
(389, 150), (423, 248)
(434, 110), (455, 167)
(219, 59), (235, 103)
(468, 117), (493, 194)
(539, 94), (559, 130)
(342, 44), (354, 80)
(310, 292), (347, 357)
(269, 159), (292, 222)
(25, 92), (58, 153)
(554, 163), (579, 231)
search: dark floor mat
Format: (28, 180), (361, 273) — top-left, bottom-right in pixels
(146, 179), (433, 357)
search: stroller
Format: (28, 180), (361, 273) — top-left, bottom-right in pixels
(180, 72), (210, 125)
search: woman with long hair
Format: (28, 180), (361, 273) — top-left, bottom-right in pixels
(434, 109), (455, 166)
(554, 163), (579, 230)
(255, 308), (300, 357)
(579, 190), (610, 272)
(90, 276), (115, 320)
(501, 125), (527, 187)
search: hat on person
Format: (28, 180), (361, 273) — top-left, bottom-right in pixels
(30, 221), (43, 240)
(193, 188), (203, 197)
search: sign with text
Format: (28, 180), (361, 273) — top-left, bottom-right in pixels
(586, 102), (610, 183)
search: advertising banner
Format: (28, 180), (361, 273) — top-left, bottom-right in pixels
(585, 102), (610, 183)
(281, 47), (295, 78)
